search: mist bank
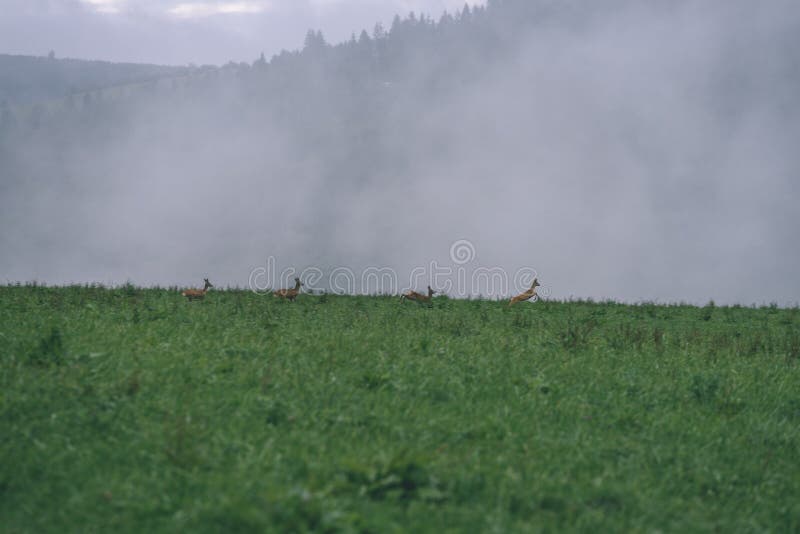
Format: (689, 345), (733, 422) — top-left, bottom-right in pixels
(1, 0), (799, 305)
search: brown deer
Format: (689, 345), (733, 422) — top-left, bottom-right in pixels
(509, 278), (541, 306)
(401, 285), (436, 305)
(273, 277), (303, 301)
(182, 278), (213, 301)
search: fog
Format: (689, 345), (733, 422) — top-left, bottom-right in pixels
(1, 0), (799, 305)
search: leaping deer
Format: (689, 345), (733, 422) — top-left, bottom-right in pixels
(182, 278), (213, 301)
(273, 277), (303, 301)
(509, 278), (540, 306)
(401, 285), (436, 305)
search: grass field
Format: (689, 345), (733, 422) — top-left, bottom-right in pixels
(1, 284), (799, 532)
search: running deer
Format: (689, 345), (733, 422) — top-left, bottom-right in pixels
(401, 285), (437, 305)
(273, 277), (303, 301)
(182, 278), (213, 301)
(508, 278), (541, 306)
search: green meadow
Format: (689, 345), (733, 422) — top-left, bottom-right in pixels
(1, 284), (799, 532)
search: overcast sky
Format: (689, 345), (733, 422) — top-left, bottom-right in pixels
(0, 0), (485, 65)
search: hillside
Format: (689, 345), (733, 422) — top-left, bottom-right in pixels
(0, 53), (188, 107)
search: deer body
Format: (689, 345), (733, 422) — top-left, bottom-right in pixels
(509, 278), (540, 306)
(182, 278), (213, 301)
(273, 278), (303, 301)
(401, 285), (436, 305)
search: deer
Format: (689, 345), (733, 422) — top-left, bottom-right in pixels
(182, 278), (213, 301)
(273, 277), (303, 301)
(401, 285), (437, 306)
(508, 278), (541, 306)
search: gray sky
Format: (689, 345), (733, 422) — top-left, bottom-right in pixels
(0, 0), (485, 65)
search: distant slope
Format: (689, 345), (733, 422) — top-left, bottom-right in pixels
(0, 53), (187, 106)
